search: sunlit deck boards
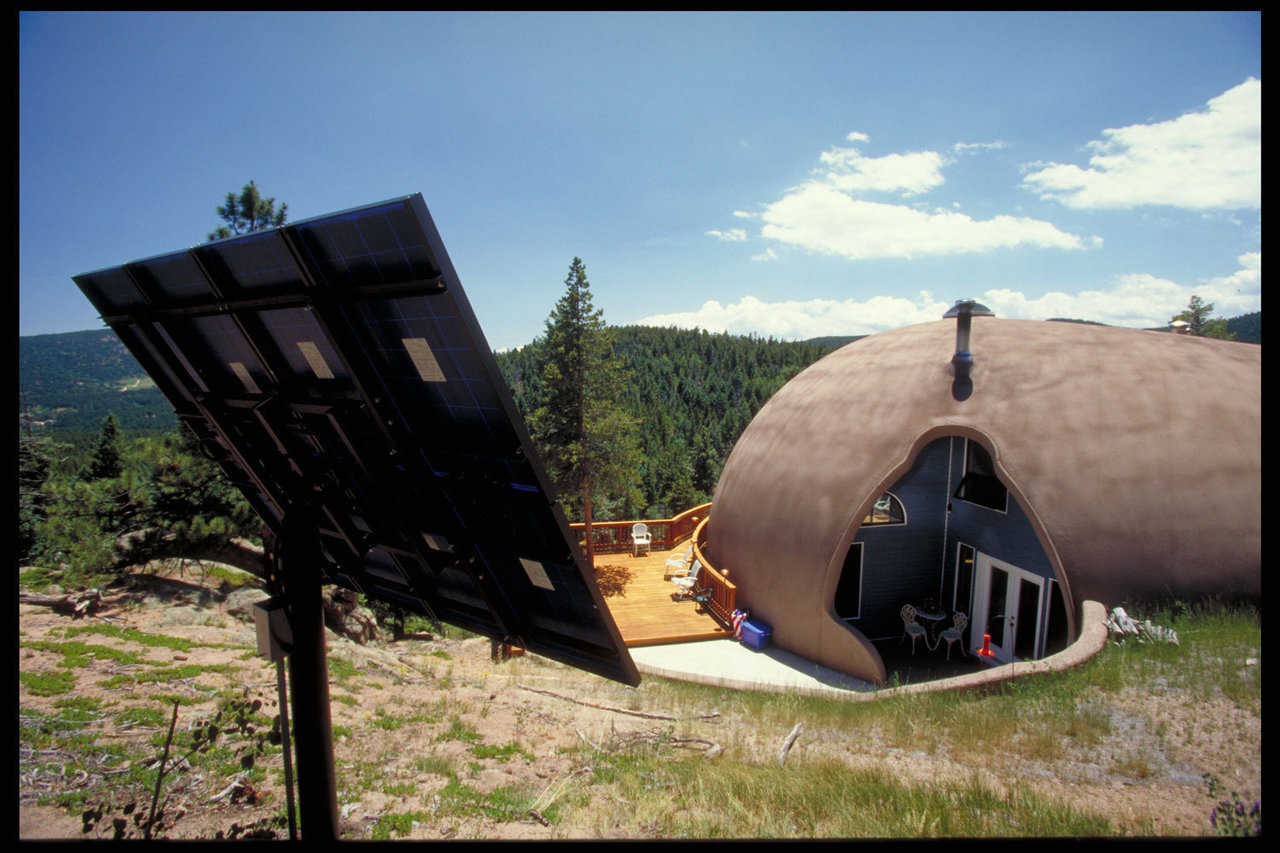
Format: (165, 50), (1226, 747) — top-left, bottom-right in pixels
(594, 541), (732, 647)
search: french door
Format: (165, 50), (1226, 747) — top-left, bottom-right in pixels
(969, 554), (1045, 663)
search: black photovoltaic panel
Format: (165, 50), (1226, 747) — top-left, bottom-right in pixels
(74, 194), (639, 685)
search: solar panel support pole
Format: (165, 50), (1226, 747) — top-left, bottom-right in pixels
(281, 509), (340, 841)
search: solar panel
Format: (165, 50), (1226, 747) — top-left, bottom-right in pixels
(74, 194), (639, 685)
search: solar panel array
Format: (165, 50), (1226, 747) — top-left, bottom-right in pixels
(74, 194), (639, 685)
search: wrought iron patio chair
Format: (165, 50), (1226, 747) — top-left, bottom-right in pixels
(900, 604), (928, 655)
(938, 611), (968, 660)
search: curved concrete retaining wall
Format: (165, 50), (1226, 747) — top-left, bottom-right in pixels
(633, 600), (1110, 701)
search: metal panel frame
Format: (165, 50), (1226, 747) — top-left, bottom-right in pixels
(74, 194), (638, 686)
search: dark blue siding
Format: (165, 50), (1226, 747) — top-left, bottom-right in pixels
(839, 435), (1055, 643)
(943, 436), (1055, 599)
(850, 437), (951, 639)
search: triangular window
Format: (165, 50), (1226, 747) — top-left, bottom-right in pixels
(953, 440), (1008, 512)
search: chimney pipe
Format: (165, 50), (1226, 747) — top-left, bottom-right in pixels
(942, 299), (994, 400)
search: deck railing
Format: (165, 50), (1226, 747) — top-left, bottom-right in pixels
(691, 515), (736, 627)
(570, 502), (712, 554)
(572, 502), (736, 629)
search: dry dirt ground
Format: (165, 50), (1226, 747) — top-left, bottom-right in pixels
(18, 565), (1260, 840)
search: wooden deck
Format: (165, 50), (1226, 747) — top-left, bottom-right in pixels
(594, 541), (733, 647)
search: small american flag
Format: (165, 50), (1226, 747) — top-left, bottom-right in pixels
(731, 609), (749, 641)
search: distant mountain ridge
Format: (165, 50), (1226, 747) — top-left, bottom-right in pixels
(19, 329), (172, 433)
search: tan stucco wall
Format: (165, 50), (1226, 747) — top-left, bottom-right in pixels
(707, 318), (1260, 684)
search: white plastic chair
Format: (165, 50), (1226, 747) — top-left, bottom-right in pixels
(631, 522), (651, 557)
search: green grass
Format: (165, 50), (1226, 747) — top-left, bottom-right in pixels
(412, 754), (457, 777)
(578, 744), (1116, 837)
(20, 669), (78, 696)
(18, 565), (64, 590)
(55, 695), (109, 715)
(576, 599), (1258, 837)
(469, 741), (533, 762)
(371, 706), (441, 731)
(434, 778), (540, 822)
(63, 623), (197, 651)
(194, 564), (263, 590)
(327, 655), (362, 686)
(435, 716), (483, 744)
(97, 662), (236, 688)
(23, 639), (148, 669)
(115, 705), (170, 728)
(369, 810), (433, 840)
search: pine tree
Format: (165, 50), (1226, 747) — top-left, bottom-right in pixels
(18, 432), (52, 563)
(529, 258), (640, 564)
(1173, 295), (1237, 340)
(84, 414), (124, 481)
(207, 180), (288, 241)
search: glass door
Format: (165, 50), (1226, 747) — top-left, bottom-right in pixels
(971, 554), (1045, 663)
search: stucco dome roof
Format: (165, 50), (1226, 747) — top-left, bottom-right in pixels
(706, 318), (1259, 680)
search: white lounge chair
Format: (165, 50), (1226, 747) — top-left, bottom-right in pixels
(664, 545), (694, 580)
(670, 560), (701, 592)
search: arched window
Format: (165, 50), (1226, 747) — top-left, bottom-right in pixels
(862, 492), (905, 526)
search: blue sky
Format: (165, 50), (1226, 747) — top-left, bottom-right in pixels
(20, 11), (1260, 351)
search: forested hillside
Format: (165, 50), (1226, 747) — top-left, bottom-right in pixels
(496, 326), (852, 518)
(19, 330), (174, 434)
(19, 325), (850, 519)
(20, 311), (1260, 519)
(1227, 311), (1262, 343)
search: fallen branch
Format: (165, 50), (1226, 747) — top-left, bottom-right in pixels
(671, 736), (722, 758)
(778, 722), (803, 766)
(208, 772), (251, 803)
(18, 588), (104, 618)
(517, 684), (719, 722)
(577, 727), (723, 760)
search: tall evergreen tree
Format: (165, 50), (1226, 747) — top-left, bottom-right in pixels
(207, 180), (288, 241)
(18, 432), (52, 563)
(84, 414), (123, 481)
(1172, 295), (1237, 340)
(529, 258), (640, 564)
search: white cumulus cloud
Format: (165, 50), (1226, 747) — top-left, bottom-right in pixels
(706, 228), (748, 242)
(1021, 78), (1261, 210)
(639, 292), (952, 338)
(984, 252), (1261, 327)
(638, 254), (1259, 339)
(818, 145), (947, 196)
(760, 182), (1095, 260)
(716, 131), (1096, 260)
